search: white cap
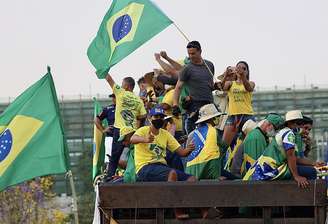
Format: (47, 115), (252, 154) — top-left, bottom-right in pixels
(285, 110), (303, 122)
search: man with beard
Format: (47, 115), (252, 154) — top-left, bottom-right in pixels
(244, 110), (323, 188)
(242, 113), (285, 175)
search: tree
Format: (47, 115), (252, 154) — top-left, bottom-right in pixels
(0, 176), (70, 223)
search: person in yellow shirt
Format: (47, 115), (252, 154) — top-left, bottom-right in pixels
(131, 105), (196, 219)
(131, 105), (195, 182)
(161, 89), (184, 139)
(105, 73), (147, 177)
(221, 61), (256, 146)
(185, 104), (228, 180)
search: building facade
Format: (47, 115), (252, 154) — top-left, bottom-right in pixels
(1, 88), (328, 194)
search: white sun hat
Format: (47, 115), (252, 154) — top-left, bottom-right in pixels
(242, 119), (257, 135)
(285, 110), (303, 122)
(195, 104), (225, 124)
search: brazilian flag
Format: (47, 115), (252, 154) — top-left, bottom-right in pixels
(0, 68), (70, 191)
(92, 98), (107, 180)
(87, 0), (173, 78)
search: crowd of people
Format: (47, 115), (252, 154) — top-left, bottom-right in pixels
(94, 40), (325, 218)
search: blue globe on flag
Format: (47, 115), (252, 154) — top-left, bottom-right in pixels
(112, 14), (132, 42)
(0, 129), (13, 162)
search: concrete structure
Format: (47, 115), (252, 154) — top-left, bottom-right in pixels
(1, 88), (328, 194)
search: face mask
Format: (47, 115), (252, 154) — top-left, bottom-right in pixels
(151, 119), (164, 129)
(213, 117), (221, 126)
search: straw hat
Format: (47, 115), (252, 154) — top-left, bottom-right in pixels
(195, 104), (225, 124)
(242, 120), (257, 135)
(285, 110), (303, 122)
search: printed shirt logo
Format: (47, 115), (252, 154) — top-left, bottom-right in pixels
(149, 144), (165, 159)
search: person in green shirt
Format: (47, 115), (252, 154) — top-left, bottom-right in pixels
(244, 110), (325, 188)
(242, 113), (285, 175)
(295, 115), (313, 158)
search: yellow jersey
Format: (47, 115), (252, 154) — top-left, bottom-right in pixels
(134, 126), (180, 173)
(113, 84), (146, 129)
(227, 81), (254, 115)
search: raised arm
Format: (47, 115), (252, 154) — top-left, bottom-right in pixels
(154, 53), (179, 77)
(105, 73), (116, 89)
(160, 51), (184, 71)
(237, 67), (255, 92)
(221, 67), (233, 91)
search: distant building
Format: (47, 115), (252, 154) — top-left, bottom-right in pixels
(1, 88), (328, 194)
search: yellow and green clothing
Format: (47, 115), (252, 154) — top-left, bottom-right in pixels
(242, 127), (269, 176)
(162, 89), (184, 132)
(227, 81), (254, 115)
(185, 123), (228, 179)
(243, 127), (296, 181)
(113, 84), (147, 129)
(133, 126), (180, 173)
(224, 136), (243, 172)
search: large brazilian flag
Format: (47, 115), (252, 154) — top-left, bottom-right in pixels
(87, 0), (173, 78)
(0, 68), (70, 191)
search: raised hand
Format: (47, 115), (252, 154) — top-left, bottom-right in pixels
(160, 51), (168, 59)
(154, 53), (161, 61)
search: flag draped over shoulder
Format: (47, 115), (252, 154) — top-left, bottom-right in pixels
(87, 0), (173, 79)
(92, 98), (106, 181)
(185, 124), (221, 179)
(0, 68), (70, 191)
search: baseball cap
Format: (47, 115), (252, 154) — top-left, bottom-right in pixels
(149, 105), (165, 117)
